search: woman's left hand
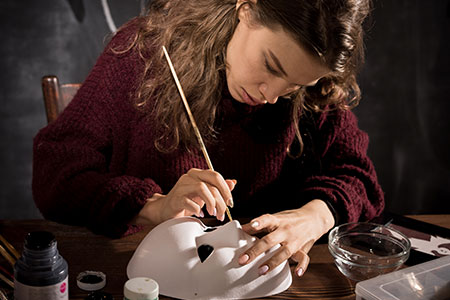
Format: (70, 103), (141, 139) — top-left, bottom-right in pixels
(239, 199), (335, 277)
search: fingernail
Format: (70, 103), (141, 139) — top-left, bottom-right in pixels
(239, 254), (249, 265)
(213, 208), (217, 216)
(258, 265), (269, 275)
(219, 214), (225, 221)
(228, 198), (234, 208)
(251, 221), (259, 228)
(199, 210), (204, 218)
(296, 267), (303, 277)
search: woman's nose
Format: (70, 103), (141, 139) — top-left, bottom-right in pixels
(259, 83), (279, 104)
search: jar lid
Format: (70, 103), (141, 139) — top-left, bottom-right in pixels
(77, 271), (106, 291)
(124, 277), (159, 300)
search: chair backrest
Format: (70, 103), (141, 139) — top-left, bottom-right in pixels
(41, 75), (81, 123)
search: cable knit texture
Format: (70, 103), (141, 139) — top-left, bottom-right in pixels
(33, 18), (384, 237)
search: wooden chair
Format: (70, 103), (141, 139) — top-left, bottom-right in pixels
(41, 75), (81, 123)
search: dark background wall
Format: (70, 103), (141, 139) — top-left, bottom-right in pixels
(0, 0), (449, 220)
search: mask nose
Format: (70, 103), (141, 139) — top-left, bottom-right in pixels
(195, 220), (243, 256)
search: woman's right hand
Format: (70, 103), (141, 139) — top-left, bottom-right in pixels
(133, 168), (236, 225)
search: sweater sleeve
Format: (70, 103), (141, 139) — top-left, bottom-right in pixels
(32, 18), (161, 238)
(297, 109), (385, 224)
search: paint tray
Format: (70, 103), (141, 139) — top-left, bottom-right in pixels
(355, 255), (450, 300)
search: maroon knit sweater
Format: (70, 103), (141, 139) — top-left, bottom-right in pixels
(32, 19), (384, 237)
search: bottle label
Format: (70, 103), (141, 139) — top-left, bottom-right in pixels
(14, 276), (68, 300)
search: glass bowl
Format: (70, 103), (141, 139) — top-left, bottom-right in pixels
(328, 222), (411, 281)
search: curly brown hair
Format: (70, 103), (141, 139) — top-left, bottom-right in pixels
(125, 0), (371, 154)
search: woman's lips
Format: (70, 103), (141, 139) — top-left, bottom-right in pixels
(241, 89), (265, 106)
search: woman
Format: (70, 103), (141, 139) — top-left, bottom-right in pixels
(33, 0), (384, 278)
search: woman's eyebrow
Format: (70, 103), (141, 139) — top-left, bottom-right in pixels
(268, 50), (318, 87)
(268, 49), (288, 77)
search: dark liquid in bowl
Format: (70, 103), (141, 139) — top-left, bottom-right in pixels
(338, 232), (407, 258)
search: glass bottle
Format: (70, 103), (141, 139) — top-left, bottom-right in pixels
(14, 231), (69, 300)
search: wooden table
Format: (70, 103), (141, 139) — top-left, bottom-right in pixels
(0, 215), (449, 300)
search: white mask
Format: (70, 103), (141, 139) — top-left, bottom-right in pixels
(127, 217), (292, 300)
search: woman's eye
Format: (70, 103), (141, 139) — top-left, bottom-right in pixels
(264, 58), (279, 76)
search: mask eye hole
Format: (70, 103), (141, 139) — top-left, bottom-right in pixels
(204, 227), (217, 232)
(197, 244), (214, 263)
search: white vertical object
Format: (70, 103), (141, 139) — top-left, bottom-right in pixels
(100, 0), (117, 33)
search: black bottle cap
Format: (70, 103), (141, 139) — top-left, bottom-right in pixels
(25, 231), (56, 250)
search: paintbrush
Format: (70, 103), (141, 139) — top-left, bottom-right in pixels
(162, 45), (233, 222)
(0, 271), (14, 289)
(0, 289), (9, 300)
(0, 234), (19, 260)
(0, 244), (15, 268)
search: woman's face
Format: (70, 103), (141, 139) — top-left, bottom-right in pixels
(226, 3), (330, 106)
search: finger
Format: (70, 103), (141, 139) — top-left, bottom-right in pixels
(225, 179), (237, 208)
(207, 185), (227, 221)
(188, 169), (233, 207)
(224, 179), (236, 208)
(225, 179), (237, 191)
(291, 249), (310, 277)
(191, 196), (205, 217)
(193, 181), (217, 216)
(242, 214), (279, 235)
(241, 222), (258, 234)
(302, 239), (315, 254)
(258, 244), (294, 276)
(174, 179), (217, 216)
(179, 196), (203, 218)
(239, 230), (284, 266)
